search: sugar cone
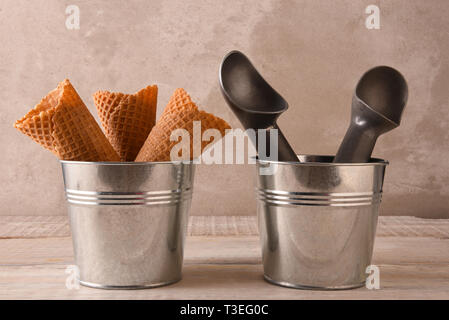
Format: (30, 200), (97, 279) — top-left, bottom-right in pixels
(94, 85), (157, 161)
(135, 88), (230, 162)
(14, 79), (120, 161)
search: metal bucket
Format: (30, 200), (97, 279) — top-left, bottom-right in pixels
(60, 161), (195, 289)
(256, 155), (387, 290)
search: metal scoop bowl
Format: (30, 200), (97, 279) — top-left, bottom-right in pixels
(334, 66), (408, 163)
(219, 50), (298, 162)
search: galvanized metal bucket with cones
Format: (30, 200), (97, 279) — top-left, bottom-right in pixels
(61, 160), (195, 289)
(14, 79), (230, 289)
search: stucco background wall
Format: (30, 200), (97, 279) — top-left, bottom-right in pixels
(1, 0), (448, 217)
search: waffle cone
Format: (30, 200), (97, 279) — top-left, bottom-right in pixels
(14, 79), (120, 161)
(135, 88), (230, 162)
(94, 85), (157, 161)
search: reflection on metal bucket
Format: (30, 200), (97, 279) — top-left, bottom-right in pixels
(256, 155), (387, 290)
(61, 161), (195, 289)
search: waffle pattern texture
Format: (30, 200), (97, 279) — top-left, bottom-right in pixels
(14, 79), (120, 161)
(135, 88), (231, 162)
(94, 85), (157, 161)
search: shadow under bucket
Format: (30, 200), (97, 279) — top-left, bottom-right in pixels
(256, 155), (387, 290)
(61, 161), (195, 289)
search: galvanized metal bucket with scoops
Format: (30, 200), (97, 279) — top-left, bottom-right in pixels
(256, 155), (387, 289)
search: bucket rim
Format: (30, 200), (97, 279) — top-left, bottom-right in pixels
(255, 154), (388, 166)
(60, 160), (197, 166)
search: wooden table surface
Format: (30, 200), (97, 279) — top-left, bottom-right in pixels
(1, 215), (448, 299)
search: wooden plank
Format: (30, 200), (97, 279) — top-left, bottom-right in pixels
(0, 216), (70, 239)
(0, 237), (262, 266)
(1, 216), (449, 299)
(1, 215), (449, 239)
(2, 236), (449, 267)
(0, 236), (448, 299)
(188, 216), (259, 236)
(1, 263), (448, 300)
(377, 216), (449, 238)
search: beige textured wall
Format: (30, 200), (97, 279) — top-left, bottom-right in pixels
(1, 0), (448, 217)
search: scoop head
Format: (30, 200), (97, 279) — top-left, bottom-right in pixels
(335, 66), (408, 163)
(219, 50), (288, 129)
(355, 65), (408, 129)
(219, 51), (298, 162)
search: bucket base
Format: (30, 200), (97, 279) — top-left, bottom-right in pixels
(263, 275), (365, 291)
(78, 277), (181, 290)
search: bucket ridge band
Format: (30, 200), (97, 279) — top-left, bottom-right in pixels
(65, 187), (192, 206)
(256, 188), (382, 207)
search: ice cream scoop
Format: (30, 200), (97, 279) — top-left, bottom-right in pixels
(219, 50), (298, 162)
(334, 66), (408, 163)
